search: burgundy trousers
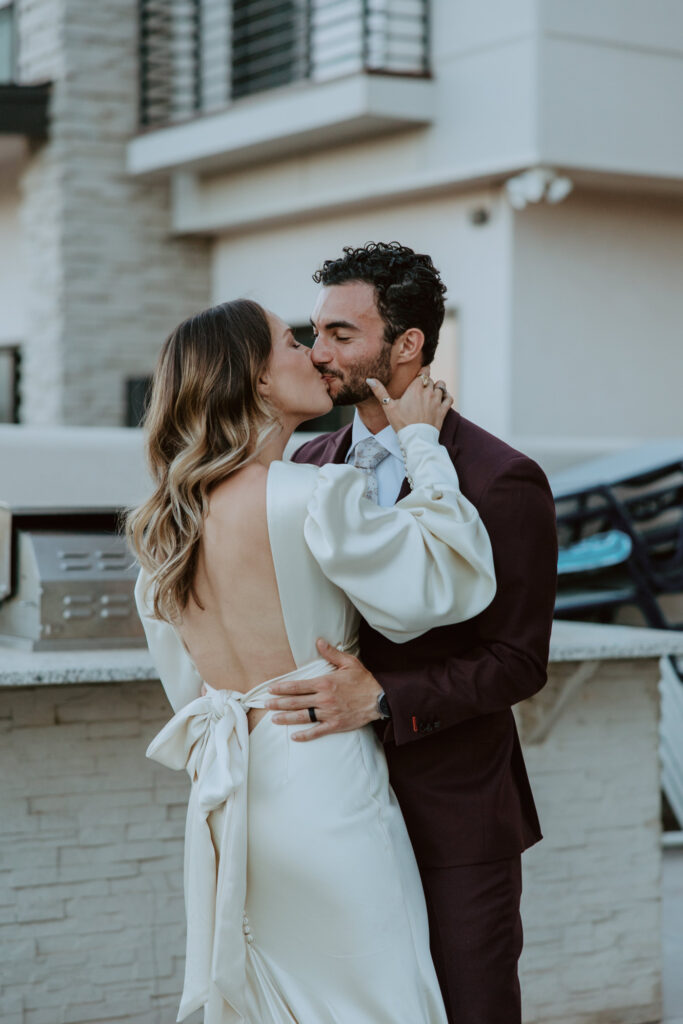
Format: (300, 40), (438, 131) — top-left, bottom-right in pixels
(419, 857), (523, 1024)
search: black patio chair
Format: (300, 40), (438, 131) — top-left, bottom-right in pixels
(603, 471), (683, 617)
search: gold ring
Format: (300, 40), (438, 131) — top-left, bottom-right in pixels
(420, 374), (430, 388)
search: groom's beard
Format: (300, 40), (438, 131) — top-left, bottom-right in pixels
(323, 343), (393, 406)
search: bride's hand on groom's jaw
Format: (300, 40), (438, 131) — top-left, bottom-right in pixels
(265, 639), (382, 742)
(367, 370), (453, 433)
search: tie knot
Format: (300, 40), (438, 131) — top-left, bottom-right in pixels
(352, 436), (389, 472)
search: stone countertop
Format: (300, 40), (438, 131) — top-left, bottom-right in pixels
(0, 647), (157, 687)
(548, 620), (683, 662)
(1, 621), (683, 688)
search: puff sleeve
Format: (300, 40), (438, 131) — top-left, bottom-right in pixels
(303, 423), (496, 643)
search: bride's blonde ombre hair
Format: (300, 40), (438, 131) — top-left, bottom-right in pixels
(126, 299), (279, 622)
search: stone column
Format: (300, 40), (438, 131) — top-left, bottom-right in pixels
(15, 0), (210, 425)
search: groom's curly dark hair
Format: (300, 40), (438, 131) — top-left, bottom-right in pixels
(312, 241), (447, 365)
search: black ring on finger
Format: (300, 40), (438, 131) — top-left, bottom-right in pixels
(308, 707), (318, 723)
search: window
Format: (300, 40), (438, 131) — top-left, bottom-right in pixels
(125, 376), (152, 427)
(430, 310), (458, 407)
(231, 0), (305, 101)
(0, 345), (20, 423)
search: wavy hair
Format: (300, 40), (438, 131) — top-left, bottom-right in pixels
(126, 299), (279, 622)
(313, 241), (447, 364)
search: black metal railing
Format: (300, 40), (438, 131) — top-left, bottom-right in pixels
(139, 0), (430, 129)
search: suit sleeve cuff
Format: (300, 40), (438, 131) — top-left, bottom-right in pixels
(375, 670), (442, 745)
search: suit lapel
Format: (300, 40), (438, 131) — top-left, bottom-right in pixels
(394, 409), (462, 504)
(329, 423), (353, 465)
(396, 477), (412, 502)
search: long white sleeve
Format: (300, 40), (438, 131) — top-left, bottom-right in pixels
(303, 423), (496, 643)
(134, 570), (203, 712)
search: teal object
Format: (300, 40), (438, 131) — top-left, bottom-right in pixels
(557, 530), (632, 576)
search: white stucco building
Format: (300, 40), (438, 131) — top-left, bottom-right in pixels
(1, 0), (682, 470)
(1, 7), (683, 1023)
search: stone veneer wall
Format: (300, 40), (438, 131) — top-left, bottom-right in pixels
(0, 657), (663, 1024)
(1, 681), (198, 1024)
(518, 658), (662, 1024)
(15, 0), (210, 426)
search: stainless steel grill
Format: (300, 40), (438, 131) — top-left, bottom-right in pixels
(0, 425), (153, 652)
(0, 507), (144, 651)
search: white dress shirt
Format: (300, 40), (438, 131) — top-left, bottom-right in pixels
(345, 410), (406, 507)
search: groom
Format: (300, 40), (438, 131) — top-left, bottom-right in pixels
(266, 242), (558, 1023)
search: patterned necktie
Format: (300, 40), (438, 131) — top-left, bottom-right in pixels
(352, 436), (390, 504)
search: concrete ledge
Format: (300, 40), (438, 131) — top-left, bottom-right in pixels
(550, 620), (683, 662)
(0, 647), (156, 687)
(0, 424), (150, 509)
(127, 72), (434, 178)
(2, 621), (682, 689)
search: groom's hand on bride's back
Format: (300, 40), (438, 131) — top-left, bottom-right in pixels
(265, 639), (382, 741)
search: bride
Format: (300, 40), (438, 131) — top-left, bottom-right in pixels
(127, 298), (496, 1024)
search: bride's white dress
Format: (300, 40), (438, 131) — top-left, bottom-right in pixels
(135, 424), (496, 1024)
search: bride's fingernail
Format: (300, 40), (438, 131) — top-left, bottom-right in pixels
(366, 378), (376, 385)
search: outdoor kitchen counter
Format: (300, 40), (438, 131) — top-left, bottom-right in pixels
(3, 622), (683, 1024)
(2, 620), (683, 688)
(516, 621), (683, 1024)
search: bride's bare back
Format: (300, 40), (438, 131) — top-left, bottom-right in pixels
(177, 464), (296, 730)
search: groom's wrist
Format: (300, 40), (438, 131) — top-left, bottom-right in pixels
(376, 690), (392, 720)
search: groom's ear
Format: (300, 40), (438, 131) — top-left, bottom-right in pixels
(394, 328), (425, 365)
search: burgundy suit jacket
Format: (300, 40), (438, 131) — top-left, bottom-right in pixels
(292, 409), (558, 868)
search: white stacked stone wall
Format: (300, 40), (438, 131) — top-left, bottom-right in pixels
(0, 656), (664, 1023)
(518, 658), (662, 1024)
(15, 0), (210, 426)
(0, 681), (199, 1024)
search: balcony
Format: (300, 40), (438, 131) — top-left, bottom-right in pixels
(128, 0), (434, 177)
